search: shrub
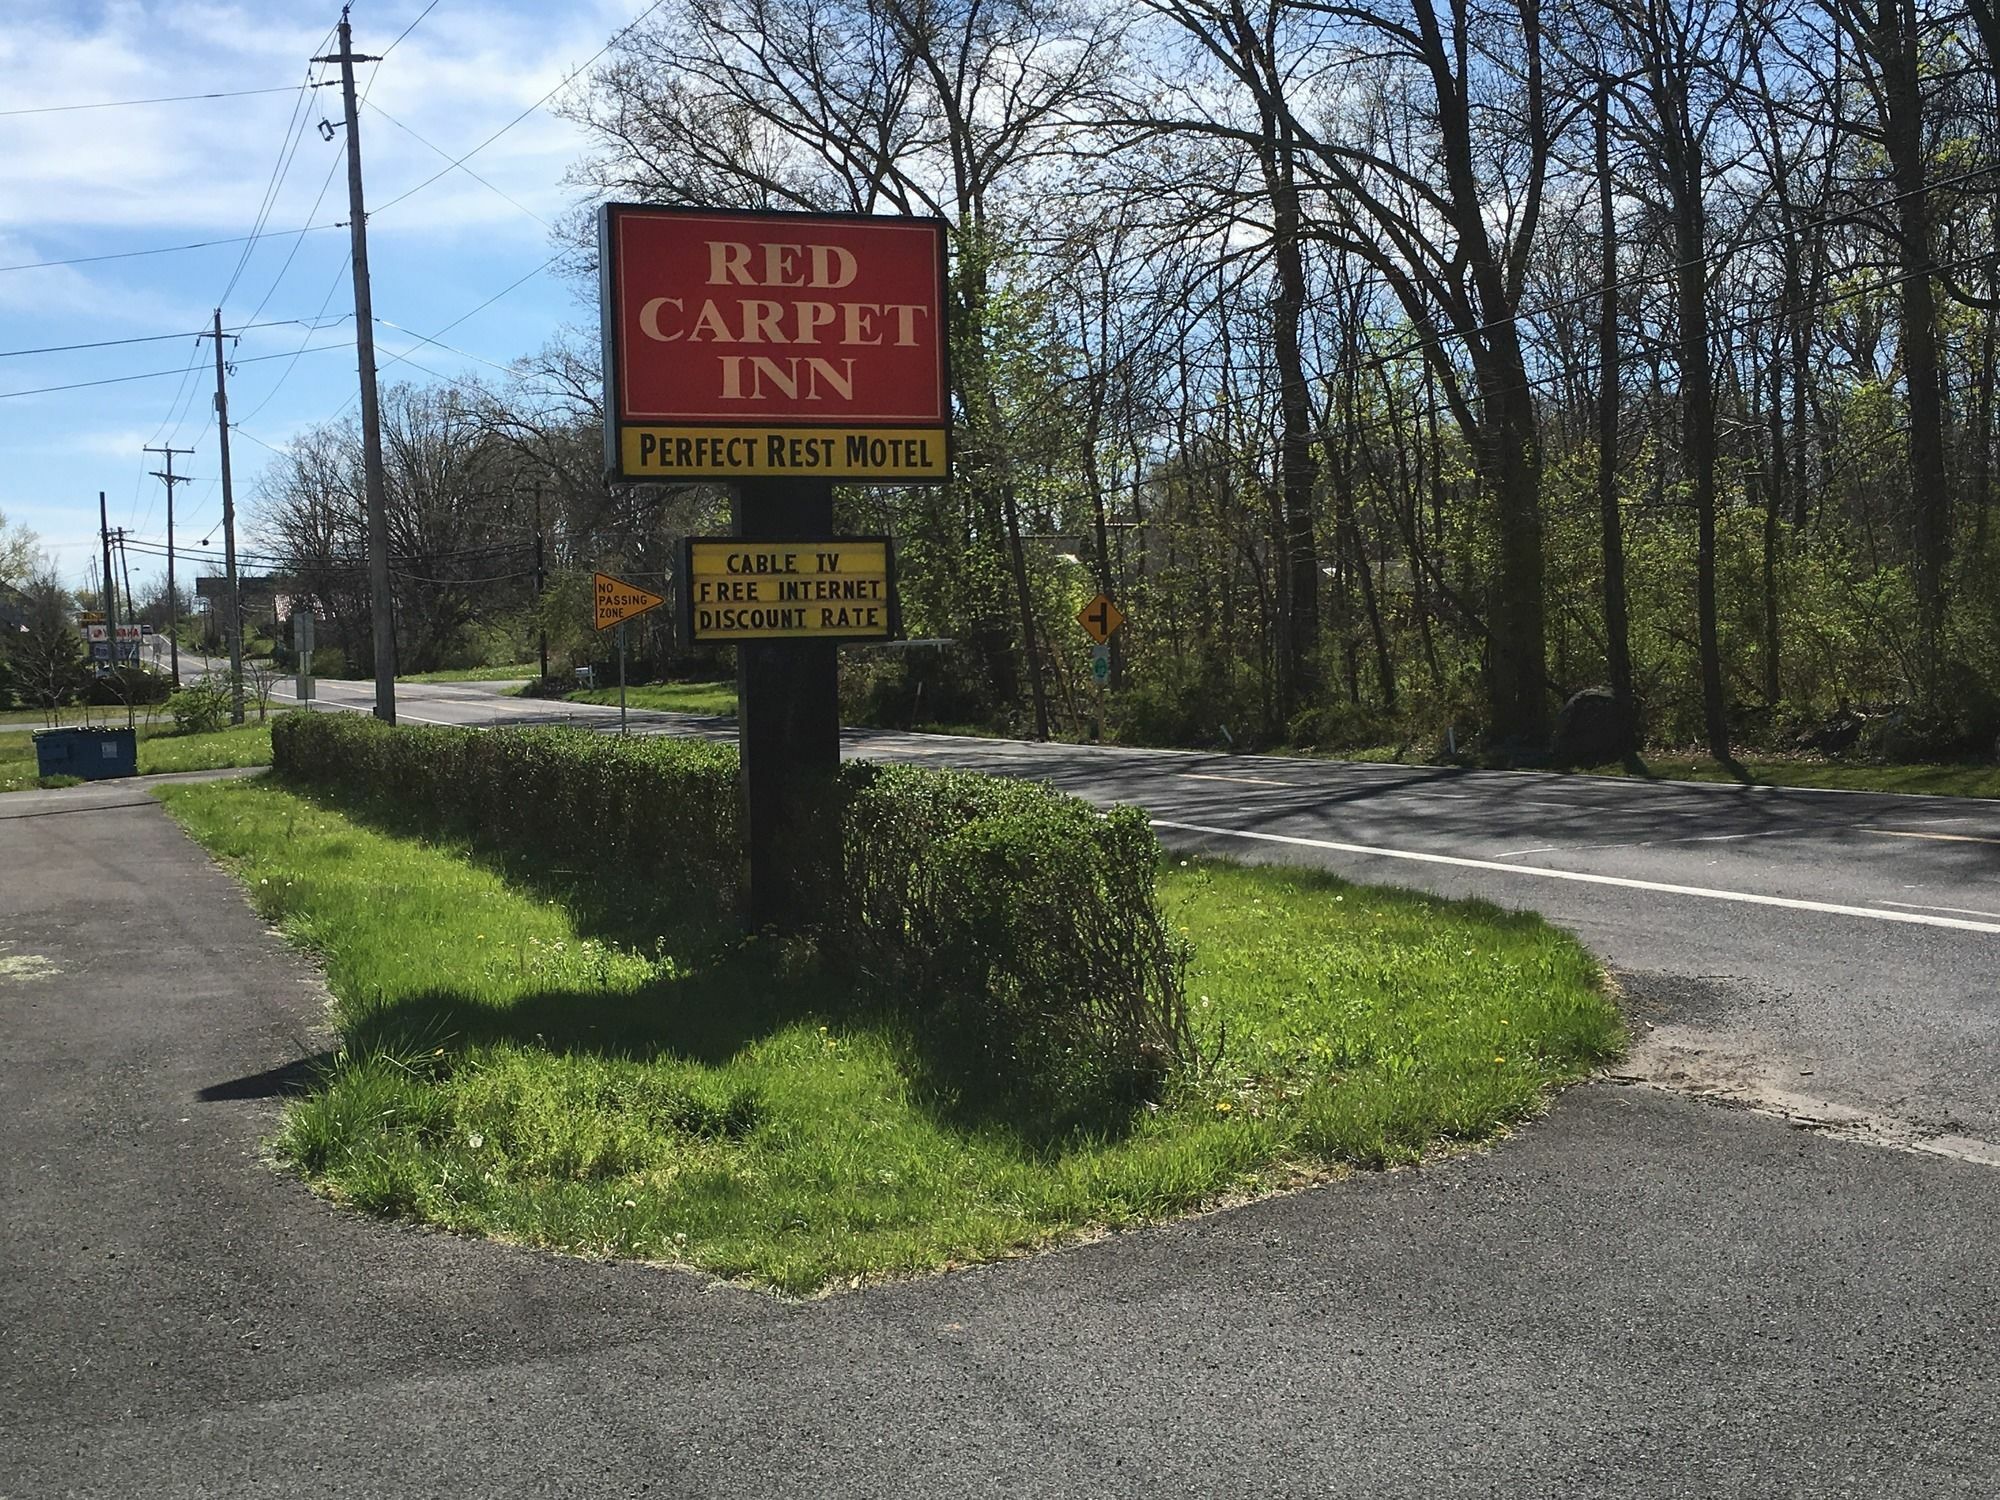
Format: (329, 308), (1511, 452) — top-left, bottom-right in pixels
(845, 766), (1190, 1118)
(85, 667), (172, 707)
(168, 680), (233, 734)
(273, 713), (1195, 1112)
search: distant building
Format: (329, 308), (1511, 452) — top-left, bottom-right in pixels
(195, 574), (289, 634)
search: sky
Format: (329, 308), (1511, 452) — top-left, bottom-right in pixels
(0, 0), (642, 598)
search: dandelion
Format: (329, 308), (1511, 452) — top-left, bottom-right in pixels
(467, 1132), (484, 1150)
(1215, 1099), (1233, 1114)
(1493, 1056), (1506, 1065)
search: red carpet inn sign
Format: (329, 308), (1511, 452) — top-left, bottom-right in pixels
(599, 205), (950, 482)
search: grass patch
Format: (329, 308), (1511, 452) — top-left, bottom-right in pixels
(159, 777), (1622, 1295)
(0, 720), (272, 791)
(560, 681), (739, 715)
(399, 664), (540, 683)
(138, 721), (273, 775)
(1581, 752), (2000, 799)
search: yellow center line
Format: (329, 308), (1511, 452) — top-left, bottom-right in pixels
(1864, 828), (2000, 846)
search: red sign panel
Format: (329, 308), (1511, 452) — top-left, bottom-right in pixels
(600, 204), (950, 482)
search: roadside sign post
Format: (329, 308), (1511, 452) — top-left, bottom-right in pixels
(292, 611), (316, 711)
(594, 573), (666, 737)
(601, 204), (947, 929)
(1079, 597), (1124, 742)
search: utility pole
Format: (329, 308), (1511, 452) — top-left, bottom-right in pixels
(202, 310), (245, 724)
(316, 10), (395, 724)
(98, 492), (117, 677)
(144, 444), (192, 687)
(533, 483), (548, 682)
(116, 531), (136, 629)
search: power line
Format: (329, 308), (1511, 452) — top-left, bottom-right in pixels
(374, 317), (522, 376)
(217, 76), (321, 309)
(367, 0), (672, 220)
(0, 87), (297, 118)
(361, 98), (551, 228)
(329, 252), (560, 420)
(140, 340), (208, 449)
(0, 315), (351, 361)
(0, 342), (356, 401)
(0, 224), (347, 276)
(235, 151), (348, 330)
(382, 0), (443, 58)
(235, 254), (356, 423)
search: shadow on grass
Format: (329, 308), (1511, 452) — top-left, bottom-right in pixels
(275, 774), (1149, 1154)
(273, 775), (733, 954)
(344, 959), (851, 1073)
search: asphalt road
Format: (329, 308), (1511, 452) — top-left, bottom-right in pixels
(4, 785), (1998, 1497)
(273, 677), (2000, 1154)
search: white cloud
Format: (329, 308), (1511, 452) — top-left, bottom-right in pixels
(0, 1), (623, 239)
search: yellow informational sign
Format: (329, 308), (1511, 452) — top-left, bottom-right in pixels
(683, 537), (897, 641)
(619, 426), (947, 480)
(1077, 593), (1125, 644)
(595, 572), (666, 632)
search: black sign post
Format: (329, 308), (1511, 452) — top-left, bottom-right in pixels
(734, 478), (841, 929)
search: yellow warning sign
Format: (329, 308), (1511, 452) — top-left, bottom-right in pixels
(595, 572), (666, 632)
(683, 538), (896, 641)
(1077, 593), (1125, 644)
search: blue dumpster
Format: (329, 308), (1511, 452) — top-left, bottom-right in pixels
(32, 727), (138, 781)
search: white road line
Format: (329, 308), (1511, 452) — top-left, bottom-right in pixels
(1151, 819), (2000, 935)
(1179, 772), (1299, 787)
(1570, 829), (1802, 853)
(1875, 899), (2000, 921)
(1492, 846), (1559, 859)
(1863, 828), (2000, 846)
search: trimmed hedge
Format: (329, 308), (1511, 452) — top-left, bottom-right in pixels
(271, 713), (1194, 1107)
(273, 714), (741, 916)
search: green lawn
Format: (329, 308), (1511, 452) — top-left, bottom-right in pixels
(399, 664), (541, 683)
(0, 721), (273, 791)
(1580, 753), (2000, 799)
(562, 681), (739, 716)
(159, 776), (1622, 1295)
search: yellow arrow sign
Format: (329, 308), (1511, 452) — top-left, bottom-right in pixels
(595, 572), (665, 631)
(1077, 592), (1125, 644)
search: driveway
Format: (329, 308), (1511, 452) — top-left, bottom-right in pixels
(2, 787), (1997, 1496)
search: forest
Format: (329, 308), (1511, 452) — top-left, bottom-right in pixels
(246, 0), (2000, 765)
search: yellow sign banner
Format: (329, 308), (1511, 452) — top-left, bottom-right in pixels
(684, 538), (896, 641)
(595, 572), (666, 631)
(621, 426), (948, 480)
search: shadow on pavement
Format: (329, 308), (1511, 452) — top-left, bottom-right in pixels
(198, 1051), (338, 1102)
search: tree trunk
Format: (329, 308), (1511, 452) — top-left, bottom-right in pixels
(1875, 0), (1950, 694)
(1595, 79), (1636, 752)
(1668, 120), (1730, 760)
(1265, 139), (1320, 726)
